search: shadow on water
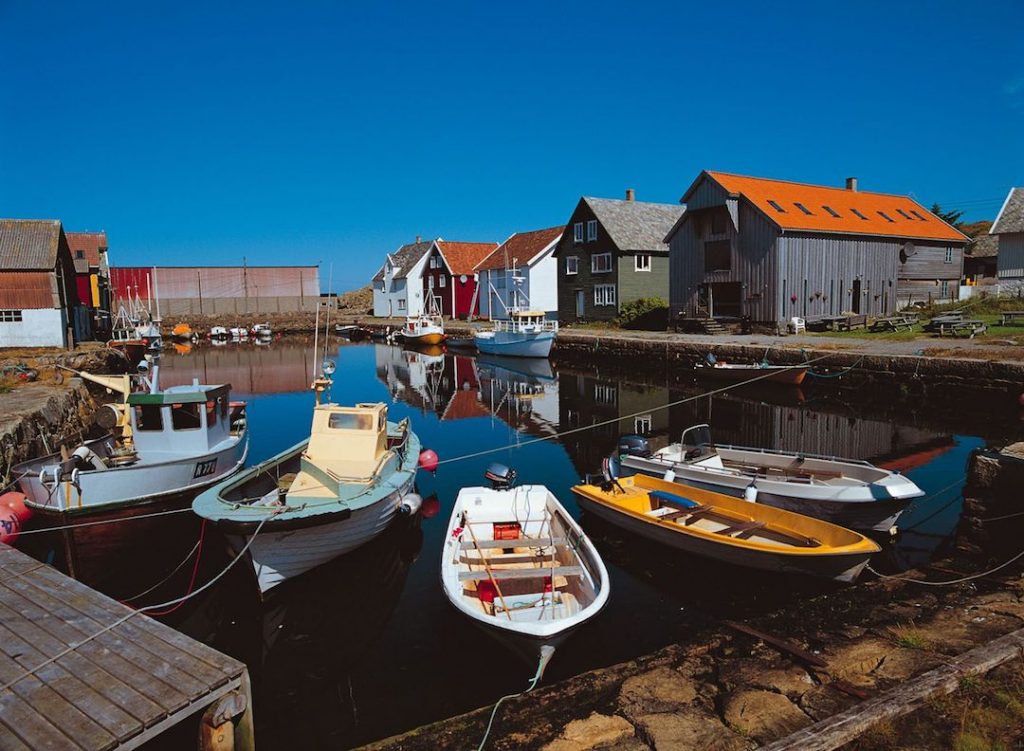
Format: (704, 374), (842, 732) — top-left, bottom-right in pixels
(24, 337), (1020, 749)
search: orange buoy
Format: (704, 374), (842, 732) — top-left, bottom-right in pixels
(0, 492), (31, 522)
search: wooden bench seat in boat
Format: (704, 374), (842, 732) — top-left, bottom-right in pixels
(459, 552), (557, 565)
(716, 520), (767, 538)
(459, 536), (565, 550)
(458, 565), (585, 582)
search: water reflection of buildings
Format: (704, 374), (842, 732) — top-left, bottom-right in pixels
(158, 342), (315, 393)
(558, 367), (951, 479)
(373, 344), (559, 437)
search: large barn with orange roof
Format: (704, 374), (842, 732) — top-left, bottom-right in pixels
(666, 172), (968, 326)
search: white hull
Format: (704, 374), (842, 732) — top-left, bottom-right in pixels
(235, 477), (414, 594)
(474, 331), (554, 358)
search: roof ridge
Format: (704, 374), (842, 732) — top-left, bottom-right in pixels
(583, 196), (681, 208)
(706, 170), (924, 201)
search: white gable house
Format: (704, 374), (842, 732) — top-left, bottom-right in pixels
(474, 226), (564, 319)
(372, 239), (434, 317)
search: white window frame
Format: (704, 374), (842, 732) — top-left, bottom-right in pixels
(0, 309), (23, 323)
(586, 220), (597, 242)
(635, 254), (651, 272)
(594, 383), (617, 405)
(565, 256), (579, 275)
(594, 284), (616, 307)
(439, 274), (446, 288)
(945, 248), (953, 264)
(397, 298), (406, 311)
(591, 253), (612, 273)
(573, 222), (583, 244)
(428, 276), (434, 290)
(634, 415), (653, 434)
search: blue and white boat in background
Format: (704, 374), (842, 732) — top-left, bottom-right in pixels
(474, 310), (558, 358)
(192, 371), (423, 594)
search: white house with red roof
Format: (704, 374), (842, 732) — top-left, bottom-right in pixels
(475, 226), (563, 320)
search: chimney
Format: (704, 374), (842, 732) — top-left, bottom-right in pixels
(415, 235), (422, 244)
(625, 188), (635, 202)
(845, 177), (858, 192)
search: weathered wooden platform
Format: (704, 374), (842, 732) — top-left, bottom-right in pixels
(0, 543), (253, 750)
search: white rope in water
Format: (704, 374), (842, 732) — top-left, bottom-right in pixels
(867, 548), (1024, 587)
(436, 355), (835, 467)
(0, 515), (272, 694)
(16, 506), (194, 536)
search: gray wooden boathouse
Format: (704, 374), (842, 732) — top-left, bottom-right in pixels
(665, 172), (968, 327)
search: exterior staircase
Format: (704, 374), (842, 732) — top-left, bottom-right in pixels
(698, 318), (727, 335)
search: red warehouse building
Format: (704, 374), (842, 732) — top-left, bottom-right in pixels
(421, 240), (497, 319)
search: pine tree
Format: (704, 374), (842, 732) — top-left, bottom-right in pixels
(930, 203), (964, 226)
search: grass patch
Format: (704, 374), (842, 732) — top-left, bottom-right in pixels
(888, 623), (935, 651)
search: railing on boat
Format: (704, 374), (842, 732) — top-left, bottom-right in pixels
(489, 317), (558, 334)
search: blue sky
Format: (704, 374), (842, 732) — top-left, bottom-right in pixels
(2, 1), (1022, 292)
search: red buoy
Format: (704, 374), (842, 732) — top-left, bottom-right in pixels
(418, 449), (439, 473)
(1018, 392), (1024, 407)
(0, 492), (32, 523)
(0, 511), (22, 545)
(421, 495), (440, 519)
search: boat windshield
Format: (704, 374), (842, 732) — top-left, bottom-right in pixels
(681, 424), (712, 453)
(328, 412), (375, 430)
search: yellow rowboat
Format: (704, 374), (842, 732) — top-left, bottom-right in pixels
(571, 473), (880, 583)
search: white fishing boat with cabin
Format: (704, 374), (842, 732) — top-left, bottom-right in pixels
(441, 464), (609, 664)
(618, 424), (923, 532)
(15, 363), (249, 520)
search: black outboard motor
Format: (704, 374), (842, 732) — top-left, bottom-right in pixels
(617, 434), (652, 459)
(484, 463), (517, 490)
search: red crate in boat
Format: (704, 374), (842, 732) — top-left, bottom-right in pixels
(492, 522), (520, 540)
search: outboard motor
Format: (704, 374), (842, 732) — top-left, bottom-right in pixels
(617, 434), (652, 459)
(484, 463), (517, 490)
(601, 454), (626, 493)
(704, 352), (718, 366)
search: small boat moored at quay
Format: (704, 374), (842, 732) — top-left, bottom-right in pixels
(442, 464), (609, 664)
(210, 325), (230, 340)
(618, 425), (922, 532)
(251, 323), (273, 339)
(192, 370), (424, 594)
(335, 323), (370, 340)
(15, 364), (249, 520)
(572, 466), (880, 582)
(694, 354), (806, 386)
(474, 310), (558, 358)
(400, 314), (446, 345)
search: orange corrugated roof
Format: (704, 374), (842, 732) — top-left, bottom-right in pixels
(437, 241), (498, 275)
(66, 232), (108, 266)
(704, 172), (968, 242)
(476, 226), (564, 271)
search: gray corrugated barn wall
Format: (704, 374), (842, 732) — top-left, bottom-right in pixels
(777, 234), (899, 321)
(998, 234), (1024, 293)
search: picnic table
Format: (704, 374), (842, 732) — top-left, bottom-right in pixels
(869, 315), (917, 333)
(937, 319), (987, 338)
(999, 311), (1024, 325)
(805, 314), (867, 332)
(924, 312), (966, 332)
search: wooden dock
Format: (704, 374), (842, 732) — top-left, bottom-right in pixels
(0, 543), (254, 750)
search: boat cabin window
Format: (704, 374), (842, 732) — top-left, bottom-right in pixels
(134, 404), (163, 431)
(171, 403), (202, 431)
(206, 400), (218, 427)
(328, 412), (374, 431)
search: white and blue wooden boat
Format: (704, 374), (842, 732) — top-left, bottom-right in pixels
(441, 464), (609, 664)
(474, 310), (558, 358)
(618, 425), (924, 533)
(193, 391), (422, 594)
(16, 365), (248, 521)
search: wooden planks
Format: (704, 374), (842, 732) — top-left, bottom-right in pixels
(458, 565), (585, 582)
(0, 543), (248, 751)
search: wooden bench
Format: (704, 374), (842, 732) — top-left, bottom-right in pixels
(458, 566), (585, 582)
(938, 320), (987, 338)
(1000, 311), (1024, 325)
(716, 520), (767, 538)
(460, 537), (565, 550)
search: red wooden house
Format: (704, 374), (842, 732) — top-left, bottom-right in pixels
(421, 240), (497, 319)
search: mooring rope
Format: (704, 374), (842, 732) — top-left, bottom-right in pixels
(477, 645), (556, 751)
(866, 548), (1024, 587)
(0, 515), (271, 694)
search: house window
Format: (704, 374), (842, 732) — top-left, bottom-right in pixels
(850, 208), (868, 220)
(945, 248), (953, 264)
(878, 211), (895, 223)
(439, 274), (446, 287)
(635, 254), (651, 272)
(794, 202), (813, 215)
(634, 415), (653, 434)
(0, 310), (23, 323)
(594, 384), (617, 405)
(767, 200), (786, 213)
(397, 299), (406, 310)
(566, 256), (579, 275)
(941, 280), (949, 297)
(75, 250), (84, 259)
(704, 240), (731, 272)
(586, 220), (598, 242)
(911, 210), (927, 221)
(428, 276), (434, 289)
(573, 222), (583, 243)
(594, 284), (616, 306)
(896, 209), (913, 220)
(711, 212), (727, 235)
(823, 205), (840, 218)
(591, 253), (612, 273)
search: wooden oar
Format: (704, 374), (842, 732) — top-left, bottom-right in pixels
(464, 520), (513, 621)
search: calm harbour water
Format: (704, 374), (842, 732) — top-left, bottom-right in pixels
(42, 338), (1022, 749)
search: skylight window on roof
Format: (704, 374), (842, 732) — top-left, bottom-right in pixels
(767, 200), (786, 213)
(794, 202), (813, 215)
(850, 208), (868, 220)
(896, 209), (913, 220)
(910, 210), (927, 221)
(822, 205), (841, 218)
(878, 211), (895, 223)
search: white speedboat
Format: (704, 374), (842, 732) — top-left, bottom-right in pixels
(16, 365), (248, 521)
(474, 310), (557, 358)
(210, 325), (230, 339)
(618, 425), (923, 532)
(441, 465), (609, 664)
(193, 373), (423, 594)
(251, 323), (272, 339)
